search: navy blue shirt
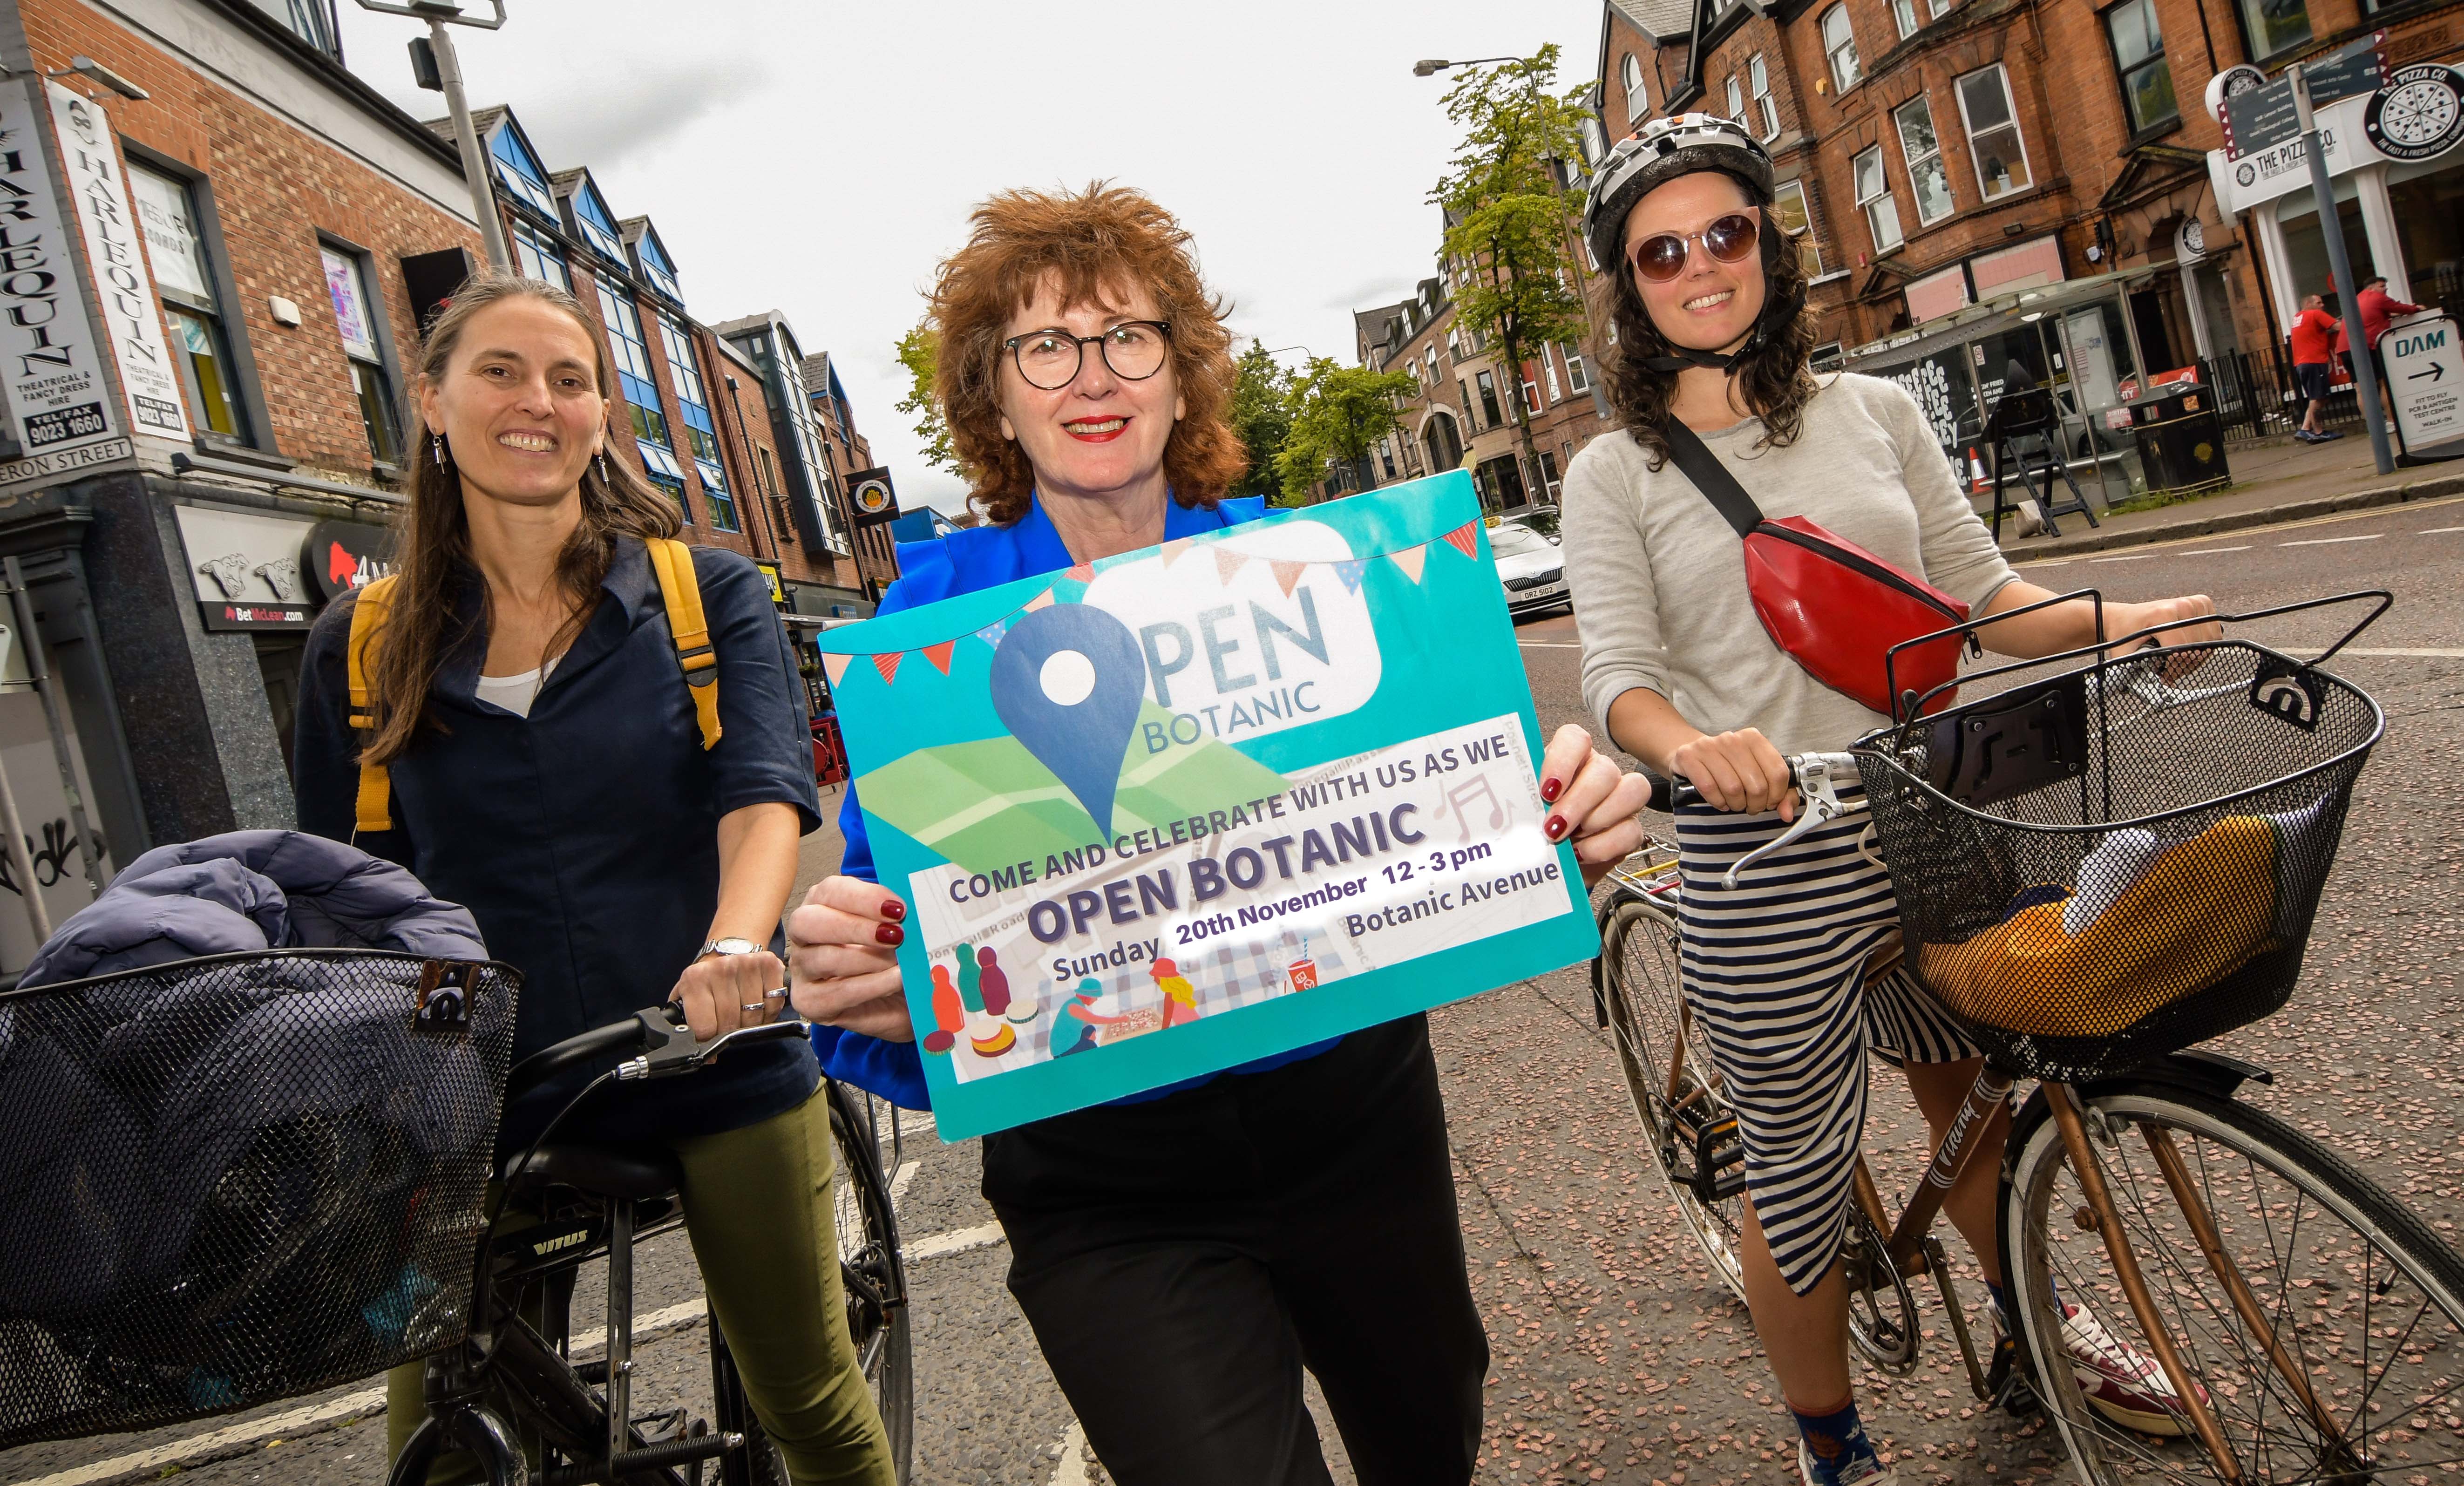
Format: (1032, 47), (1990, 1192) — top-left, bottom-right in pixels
(294, 536), (823, 1150)
(816, 493), (1341, 1109)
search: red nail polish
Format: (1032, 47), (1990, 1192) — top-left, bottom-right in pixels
(881, 898), (907, 923)
(1540, 776), (1563, 803)
(1544, 814), (1568, 841)
(875, 923), (904, 946)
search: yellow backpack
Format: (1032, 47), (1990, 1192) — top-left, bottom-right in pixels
(345, 536), (722, 834)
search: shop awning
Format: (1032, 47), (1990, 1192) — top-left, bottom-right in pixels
(1845, 265), (2166, 369)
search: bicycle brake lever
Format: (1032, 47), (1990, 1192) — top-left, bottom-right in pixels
(1719, 756), (1866, 890)
(617, 1006), (807, 1080)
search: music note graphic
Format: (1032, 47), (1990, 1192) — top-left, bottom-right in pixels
(1444, 774), (1507, 843)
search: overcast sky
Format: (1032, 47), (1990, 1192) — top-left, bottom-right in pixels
(333, 0), (1602, 516)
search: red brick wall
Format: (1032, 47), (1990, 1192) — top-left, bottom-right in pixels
(21, 0), (482, 481)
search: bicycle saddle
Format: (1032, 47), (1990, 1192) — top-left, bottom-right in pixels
(503, 1144), (682, 1203)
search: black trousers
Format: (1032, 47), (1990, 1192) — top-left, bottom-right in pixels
(981, 1014), (1488, 1486)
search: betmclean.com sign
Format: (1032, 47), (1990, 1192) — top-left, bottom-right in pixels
(2380, 314), (2464, 460)
(0, 77), (121, 475)
(48, 84), (188, 441)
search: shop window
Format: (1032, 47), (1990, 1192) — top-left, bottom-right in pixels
(2105, 0), (2179, 135)
(1750, 54), (1779, 140)
(1956, 65), (2034, 201)
(2387, 157), (2464, 325)
(1854, 146), (1902, 253)
(2235, 0), (2310, 61)
(1822, 6), (1861, 93)
(2276, 183), (2376, 326)
(1772, 178), (1825, 276)
(1892, 0), (1921, 38)
(321, 245), (401, 466)
(130, 163), (252, 444)
(659, 315), (738, 532)
(1622, 52), (1648, 120)
(1894, 95), (1955, 226)
(511, 220), (570, 291)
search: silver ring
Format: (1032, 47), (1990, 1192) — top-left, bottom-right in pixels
(764, 987), (787, 999)
(740, 1001), (766, 1013)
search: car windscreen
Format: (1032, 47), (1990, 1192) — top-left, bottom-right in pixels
(1489, 524), (1554, 557)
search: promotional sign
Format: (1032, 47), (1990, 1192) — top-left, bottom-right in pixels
(48, 83), (189, 442)
(175, 505), (319, 632)
(302, 518), (399, 603)
(819, 473), (1598, 1138)
(2222, 32), (2385, 158)
(848, 466), (900, 527)
(0, 78), (122, 478)
(2363, 65), (2464, 162)
(2380, 315), (2464, 461)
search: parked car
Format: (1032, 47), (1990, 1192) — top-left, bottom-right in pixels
(1496, 503), (1561, 541)
(1490, 520), (1569, 618)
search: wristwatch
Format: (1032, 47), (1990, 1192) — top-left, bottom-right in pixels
(698, 936), (760, 960)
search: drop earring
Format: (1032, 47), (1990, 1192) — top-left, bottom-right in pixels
(595, 452), (609, 484)
(431, 433), (446, 468)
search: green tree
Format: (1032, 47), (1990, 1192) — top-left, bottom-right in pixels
(1228, 343), (1296, 499)
(894, 322), (957, 473)
(1430, 45), (1592, 504)
(1274, 358), (1419, 506)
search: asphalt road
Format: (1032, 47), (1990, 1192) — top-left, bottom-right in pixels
(7, 495), (2460, 1486)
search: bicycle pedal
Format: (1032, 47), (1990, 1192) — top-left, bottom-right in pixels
(1690, 1118), (1747, 1203)
(1986, 1334), (2040, 1417)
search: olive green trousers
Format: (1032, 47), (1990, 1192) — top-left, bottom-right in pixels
(388, 1083), (896, 1485)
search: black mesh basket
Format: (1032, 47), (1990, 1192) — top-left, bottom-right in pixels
(0, 949), (519, 1448)
(1853, 596), (2383, 1084)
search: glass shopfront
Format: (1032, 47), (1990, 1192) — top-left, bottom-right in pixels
(2387, 156), (2464, 323)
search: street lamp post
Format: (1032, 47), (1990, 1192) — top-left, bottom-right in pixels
(1415, 53), (1614, 505)
(355, 0), (513, 271)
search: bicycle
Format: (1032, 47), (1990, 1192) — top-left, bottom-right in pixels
(1591, 591), (2464, 1484)
(393, 1004), (915, 1486)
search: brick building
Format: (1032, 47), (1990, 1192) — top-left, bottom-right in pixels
(1595, 0), (2463, 469)
(801, 350), (898, 595)
(0, 0), (894, 974)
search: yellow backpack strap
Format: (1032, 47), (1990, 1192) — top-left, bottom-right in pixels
(647, 538), (722, 750)
(345, 575), (400, 834)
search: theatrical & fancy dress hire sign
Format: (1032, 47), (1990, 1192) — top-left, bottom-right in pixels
(820, 472), (1599, 1138)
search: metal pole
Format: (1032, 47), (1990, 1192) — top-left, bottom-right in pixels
(2291, 67), (2393, 475)
(0, 625), (53, 944)
(428, 17), (511, 271)
(2, 558), (100, 901)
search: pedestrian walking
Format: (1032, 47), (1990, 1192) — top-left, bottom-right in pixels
(2289, 291), (2344, 442)
(1562, 112), (2224, 1486)
(291, 273), (899, 1486)
(2342, 273), (2426, 422)
(787, 182), (1652, 1486)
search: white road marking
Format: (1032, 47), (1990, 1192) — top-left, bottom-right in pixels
(889, 1159), (920, 1206)
(7, 1303), (723, 1486)
(2179, 546), (2252, 555)
(2088, 554), (2153, 563)
(2279, 532), (2385, 547)
(2009, 490), (2464, 569)
(2331, 647), (2464, 658)
(1051, 1419), (1093, 1486)
(2422, 526), (2464, 534)
(906, 1219), (1008, 1262)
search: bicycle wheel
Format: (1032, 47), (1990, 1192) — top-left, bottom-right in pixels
(1599, 871), (1748, 1303)
(2002, 1081), (2464, 1485)
(827, 1079), (915, 1483)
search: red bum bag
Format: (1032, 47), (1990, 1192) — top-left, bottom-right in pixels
(1658, 419), (1971, 719)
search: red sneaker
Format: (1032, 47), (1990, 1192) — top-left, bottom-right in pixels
(2059, 1299), (2209, 1436)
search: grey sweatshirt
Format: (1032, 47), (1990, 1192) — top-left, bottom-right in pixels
(1561, 373), (2018, 757)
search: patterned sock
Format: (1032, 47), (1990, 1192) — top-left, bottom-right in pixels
(1792, 1397), (1881, 1485)
(1985, 1278), (2010, 1326)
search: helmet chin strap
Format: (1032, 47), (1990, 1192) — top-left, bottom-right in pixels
(1640, 281), (1806, 375)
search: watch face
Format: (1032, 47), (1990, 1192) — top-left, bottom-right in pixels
(2365, 66), (2464, 161)
(708, 937), (759, 956)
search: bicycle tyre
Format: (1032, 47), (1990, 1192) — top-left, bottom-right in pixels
(1599, 886), (1749, 1303)
(826, 1080), (915, 1484)
(2001, 1080), (2464, 1486)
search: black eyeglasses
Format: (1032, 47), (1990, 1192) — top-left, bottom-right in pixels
(1003, 320), (1172, 390)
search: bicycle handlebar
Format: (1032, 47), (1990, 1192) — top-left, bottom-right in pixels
(506, 1004), (808, 1101)
(1640, 753), (1867, 889)
(1643, 752), (1860, 815)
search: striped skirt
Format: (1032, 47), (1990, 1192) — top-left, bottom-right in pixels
(1674, 790), (1982, 1296)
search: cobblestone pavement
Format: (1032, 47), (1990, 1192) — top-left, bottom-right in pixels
(7, 499), (2460, 1486)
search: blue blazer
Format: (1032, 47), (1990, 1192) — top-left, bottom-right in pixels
(813, 493), (1341, 1109)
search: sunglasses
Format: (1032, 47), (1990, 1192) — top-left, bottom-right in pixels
(1628, 211), (1760, 283)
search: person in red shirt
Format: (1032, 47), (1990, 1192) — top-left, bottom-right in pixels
(2288, 293), (2343, 443)
(2342, 275), (2427, 422)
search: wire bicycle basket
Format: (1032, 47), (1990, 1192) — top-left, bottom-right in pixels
(0, 949), (519, 1448)
(1851, 591), (2386, 1084)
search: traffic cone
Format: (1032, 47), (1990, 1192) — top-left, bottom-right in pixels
(1966, 446), (1990, 495)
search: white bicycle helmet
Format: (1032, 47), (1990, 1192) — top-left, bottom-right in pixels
(1580, 112), (1799, 371)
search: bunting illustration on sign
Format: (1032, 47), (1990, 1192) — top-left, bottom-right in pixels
(817, 474), (1593, 1139)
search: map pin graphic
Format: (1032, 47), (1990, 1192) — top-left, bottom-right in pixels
(989, 603), (1147, 836)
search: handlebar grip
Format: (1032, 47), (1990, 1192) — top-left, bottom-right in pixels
(1642, 769), (1703, 814)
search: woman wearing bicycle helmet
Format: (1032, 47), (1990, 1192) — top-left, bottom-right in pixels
(292, 274), (896, 1484)
(787, 182), (1653, 1486)
(1561, 115), (2221, 1486)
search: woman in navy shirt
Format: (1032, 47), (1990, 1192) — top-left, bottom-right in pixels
(293, 274), (895, 1484)
(788, 185), (1650, 1486)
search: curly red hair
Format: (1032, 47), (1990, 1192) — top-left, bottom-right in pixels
(929, 183), (1246, 526)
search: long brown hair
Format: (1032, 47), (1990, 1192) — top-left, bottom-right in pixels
(360, 271), (682, 766)
(928, 182), (1247, 526)
(1601, 202), (1824, 469)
